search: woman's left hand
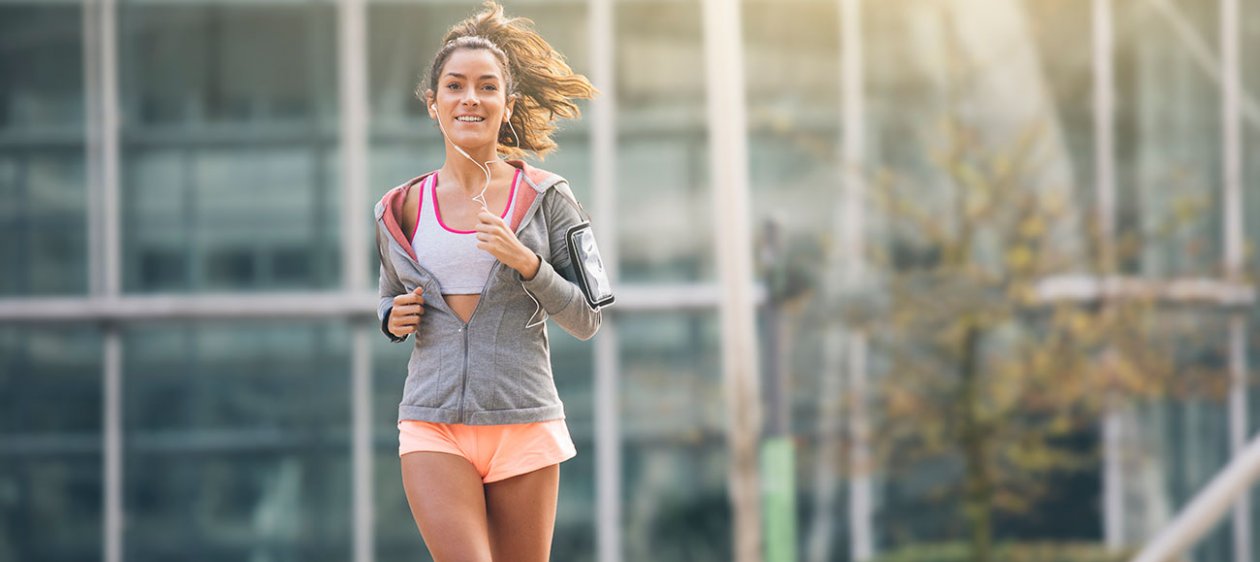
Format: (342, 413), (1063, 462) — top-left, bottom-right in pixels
(475, 210), (541, 280)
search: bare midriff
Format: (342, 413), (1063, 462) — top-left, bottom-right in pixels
(444, 295), (479, 324)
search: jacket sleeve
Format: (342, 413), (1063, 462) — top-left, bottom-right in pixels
(516, 183), (604, 341)
(376, 226), (408, 343)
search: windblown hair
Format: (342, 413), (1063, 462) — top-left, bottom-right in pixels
(418, 1), (598, 160)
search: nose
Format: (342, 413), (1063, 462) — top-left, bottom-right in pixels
(460, 89), (479, 107)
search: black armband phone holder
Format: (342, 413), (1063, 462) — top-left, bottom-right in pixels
(565, 222), (615, 309)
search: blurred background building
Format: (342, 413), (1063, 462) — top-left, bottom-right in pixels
(0, 0), (1258, 561)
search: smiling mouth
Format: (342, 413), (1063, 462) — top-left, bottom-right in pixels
(455, 116), (485, 123)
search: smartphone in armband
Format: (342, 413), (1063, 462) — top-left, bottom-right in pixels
(565, 222), (615, 309)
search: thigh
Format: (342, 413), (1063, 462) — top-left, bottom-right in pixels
(400, 451), (493, 562)
(484, 464), (560, 562)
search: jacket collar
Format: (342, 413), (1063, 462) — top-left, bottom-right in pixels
(377, 160), (562, 262)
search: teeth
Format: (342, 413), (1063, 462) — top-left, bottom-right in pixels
(456, 116), (484, 122)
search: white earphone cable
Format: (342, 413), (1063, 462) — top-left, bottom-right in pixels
(434, 98), (541, 328)
(433, 97), (521, 209)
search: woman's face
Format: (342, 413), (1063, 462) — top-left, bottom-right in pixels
(428, 48), (514, 150)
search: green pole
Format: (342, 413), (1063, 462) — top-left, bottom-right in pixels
(762, 436), (798, 562)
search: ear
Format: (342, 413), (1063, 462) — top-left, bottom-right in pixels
(424, 90), (436, 119)
(504, 93), (517, 122)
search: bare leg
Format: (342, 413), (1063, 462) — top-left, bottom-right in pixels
(485, 464), (560, 562)
(401, 451), (493, 562)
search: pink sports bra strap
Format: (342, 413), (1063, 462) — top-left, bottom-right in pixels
(412, 170), (521, 295)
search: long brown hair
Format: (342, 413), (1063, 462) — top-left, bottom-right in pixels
(418, 1), (598, 160)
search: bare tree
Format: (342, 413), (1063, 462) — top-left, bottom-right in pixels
(850, 112), (1223, 562)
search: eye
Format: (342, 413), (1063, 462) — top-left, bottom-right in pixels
(482, 84), (498, 91)
(445, 82), (461, 90)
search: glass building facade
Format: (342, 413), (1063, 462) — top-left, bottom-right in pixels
(1, 0), (1258, 561)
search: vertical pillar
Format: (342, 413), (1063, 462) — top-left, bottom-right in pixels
(337, 0), (372, 560)
(1220, 0), (1250, 559)
(701, 0), (763, 559)
(1092, 0), (1125, 550)
(588, 0), (621, 560)
(839, 0), (872, 559)
(84, 0), (124, 559)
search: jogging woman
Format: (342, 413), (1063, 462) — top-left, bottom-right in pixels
(373, 2), (602, 560)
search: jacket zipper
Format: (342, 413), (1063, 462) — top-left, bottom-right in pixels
(457, 261), (501, 422)
(454, 192), (547, 422)
(458, 324), (470, 422)
(455, 186), (549, 327)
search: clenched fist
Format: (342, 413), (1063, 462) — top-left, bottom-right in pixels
(475, 210), (541, 280)
(388, 286), (426, 338)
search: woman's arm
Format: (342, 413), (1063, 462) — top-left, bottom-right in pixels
(376, 228), (409, 343)
(516, 184), (603, 341)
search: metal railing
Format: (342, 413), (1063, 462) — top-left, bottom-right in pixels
(1132, 431), (1260, 562)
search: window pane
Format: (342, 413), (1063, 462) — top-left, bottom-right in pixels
(616, 0), (713, 283)
(121, 4), (337, 127)
(1138, 311), (1232, 562)
(124, 146), (339, 292)
(745, 0), (841, 239)
(1115, 0), (1223, 277)
(1026, 0), (1097, 217)
(619, 311), (727, 561)
(0, 327), (102, 562)
(0, 5), (84, 130)
(119, 4), (341, 293)
(122, 322), (351, 561)
(0, 5), (88, 297)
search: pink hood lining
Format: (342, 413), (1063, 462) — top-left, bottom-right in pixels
(378, 159), (551, 262)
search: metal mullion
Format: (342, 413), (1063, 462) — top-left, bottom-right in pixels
(1132, 432), (1260, 562)
(350, 326), (372, 562)
(82, 0), (125, 560)
(838, 0), (871, 559)
(82, 8), (109, 562)
(104, 330), (123, 562)
(0, 284), (764, 323)
(588, 0), (620, 561)
(1032, 275), (1255, 305)
(338, 0), (367, 294)
(336, 0), (372, 559)
(1221, 0), (1249, 559)
(84, 0), (102, 298)
(101, 0), (120, 301)
(1092, 0), (1126, 550)
(701, 0), (763, 559)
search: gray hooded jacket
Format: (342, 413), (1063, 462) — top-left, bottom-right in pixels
(375, 160), (603, 425)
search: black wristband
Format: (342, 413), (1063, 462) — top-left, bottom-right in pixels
(381, 306), (407, 343)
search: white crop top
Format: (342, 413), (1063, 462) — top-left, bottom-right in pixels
(411, 169), (520, 294)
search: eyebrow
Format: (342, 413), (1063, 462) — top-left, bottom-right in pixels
(442, 73), (500, 81)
